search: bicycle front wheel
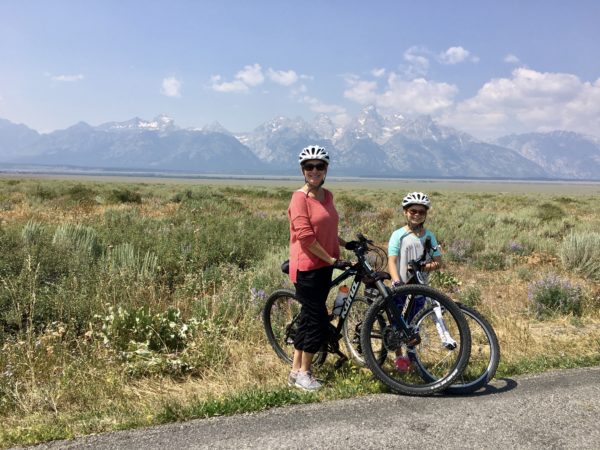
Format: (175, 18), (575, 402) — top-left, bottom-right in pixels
(360, 285), (471, 396)
(262, 289), (327, 366)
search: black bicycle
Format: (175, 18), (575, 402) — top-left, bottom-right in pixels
(403, 237), (501, 394)
(264, 233), (472, 396)
(262, 233), (389, 369)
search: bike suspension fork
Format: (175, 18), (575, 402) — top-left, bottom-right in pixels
(432, 302), (458, 350)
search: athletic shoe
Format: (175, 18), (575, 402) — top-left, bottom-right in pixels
(294, 371), (322, 391)
(288, 370), (298, 386)
(395, 355), (411, 373)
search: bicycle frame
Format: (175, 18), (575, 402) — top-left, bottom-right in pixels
(333, 241), (415, 342)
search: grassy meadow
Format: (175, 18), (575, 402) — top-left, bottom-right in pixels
(0, 175), (599, 447)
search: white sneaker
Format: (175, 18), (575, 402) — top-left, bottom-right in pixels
(294, 371), (322, 391)
(288, 370), (298, 386)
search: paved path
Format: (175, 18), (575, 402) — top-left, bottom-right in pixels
(25, 366), (600, 449)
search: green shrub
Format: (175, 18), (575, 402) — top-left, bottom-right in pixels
(105, 243), (157, 279)
(31, 184), (57, 200)
(559, 232), (600, 282)
(517, 267), (534, 281)
(430, 271), (461, 292)
(170, 190), (193, 203)
(458, 286), (482, 308)
(52, 223), (102, 259)
(67, 184), (98, 205)
(337, 195), (372, 212)
(446, 239), (473, 262)
(535, 203), (565, 221)
(474, 252), (506, 271)
(108, 189), (142, 204)
(528, 273), (583, 319)
(21, 220), (46, 246)
(97, 305), (198, 375)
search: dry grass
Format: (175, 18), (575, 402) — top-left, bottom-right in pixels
(1, 177), (599, 447)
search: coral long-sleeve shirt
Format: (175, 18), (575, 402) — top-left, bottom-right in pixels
(287, 189), (340, 283)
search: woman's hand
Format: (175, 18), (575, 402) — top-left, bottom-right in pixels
(333, 259), (352, 270)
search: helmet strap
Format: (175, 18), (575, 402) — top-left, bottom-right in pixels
(303, 177), (325, 195)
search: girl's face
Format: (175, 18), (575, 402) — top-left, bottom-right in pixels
(403, 205), (428, 226)
(302, 159), (327, 186)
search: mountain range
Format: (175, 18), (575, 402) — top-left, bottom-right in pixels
(1, 107), (599, 180)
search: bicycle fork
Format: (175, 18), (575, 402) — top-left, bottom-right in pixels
(432, 302), (458, 350)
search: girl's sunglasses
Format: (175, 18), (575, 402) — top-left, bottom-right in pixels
(303, 163), (327, 171)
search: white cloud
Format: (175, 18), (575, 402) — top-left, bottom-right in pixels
(343, 75), (378, 105)
(267, 68), (299, 86)
(301, 95), (346, 115)
(403, 46), (430, 77)
(504, 53), (520, 64)
(236, 63), (264, 87)
(440, 68), (600, 138)
(438, 46), (478, 64)
(371, 68), (386, 78)
(292, 84), (308, 94)
(50, 74), (84, 82)
(344, 72), (457, 115)
(161, 76), (182, 97)
(379, 75), (458, 114)
(211, 63), (269, 93)
(211, 64), (305, 95)
(211, 78), (249, 93)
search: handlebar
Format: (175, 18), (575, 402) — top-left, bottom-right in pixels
(280, 232), (380, 275)
(406, 235), (439, 283)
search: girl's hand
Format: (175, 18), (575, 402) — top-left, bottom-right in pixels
(424, 261), (440, 272)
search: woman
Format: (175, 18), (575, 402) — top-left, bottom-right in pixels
(287, 145), (350, 391)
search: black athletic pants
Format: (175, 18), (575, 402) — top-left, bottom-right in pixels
(293, 265), (334, 354)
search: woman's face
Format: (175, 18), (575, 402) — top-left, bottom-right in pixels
(302, 159), (328, 186)
(403, 205), (428, 226)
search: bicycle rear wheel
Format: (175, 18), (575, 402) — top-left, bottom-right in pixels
(410, 303), (499, 394)
(444, 304), (500, 394)
(262, 289), (327, 366)
(360, 285), (471, 396)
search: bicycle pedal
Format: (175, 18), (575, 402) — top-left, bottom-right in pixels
(334, 356), (348, 369)
(406, 333), (421, 347)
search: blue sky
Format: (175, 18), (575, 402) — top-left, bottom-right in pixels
(1, 0), (599, 139)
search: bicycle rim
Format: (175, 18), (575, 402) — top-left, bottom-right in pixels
(360, 285), (471, 396)
(262, 289), (327, 366)
(444, 304), (500, 394)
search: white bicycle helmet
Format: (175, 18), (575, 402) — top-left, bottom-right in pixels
(402, 192), (431, 209)
(298, 145), (330, 166)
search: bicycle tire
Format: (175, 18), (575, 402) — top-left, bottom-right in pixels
(262, 289), (327, 366)
(411, 303), (500, 394)
(360, 285), (471, 396)
(342, 296), (387, 366)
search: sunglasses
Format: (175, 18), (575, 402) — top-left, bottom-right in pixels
(407, 208), (428, 215)
(303, 163), (327, 171)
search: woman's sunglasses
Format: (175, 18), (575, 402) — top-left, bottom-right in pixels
(303, 163), (327, 171)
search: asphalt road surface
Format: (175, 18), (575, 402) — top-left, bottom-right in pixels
(23, 366), (600, 449)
